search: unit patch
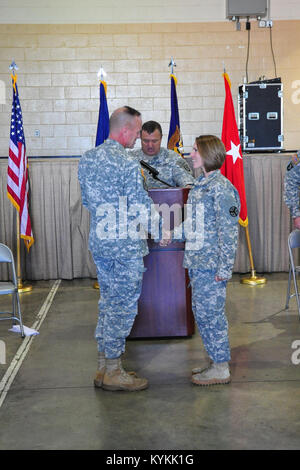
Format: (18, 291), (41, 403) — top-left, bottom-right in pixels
(229, 206), (239, 217)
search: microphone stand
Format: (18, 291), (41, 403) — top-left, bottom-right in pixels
(140, 160), (173, 188)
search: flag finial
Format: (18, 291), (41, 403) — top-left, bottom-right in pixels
(97, 66), (107, 81)
(168, 57), (176, 75)
(9, 60), (18, 74)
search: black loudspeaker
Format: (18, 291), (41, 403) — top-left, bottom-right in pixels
(238, 78), (284, 151)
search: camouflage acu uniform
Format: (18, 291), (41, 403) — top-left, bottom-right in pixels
(78, 139), (160, 359)
(130, 147), (194, 189)
(284, 153), (300, 218)
(182, 170), (240, 363)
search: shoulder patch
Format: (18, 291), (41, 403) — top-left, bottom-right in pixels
(292, 153), (300, 166)
(287, 152), (300, 171)
(229, 206), (239, 217)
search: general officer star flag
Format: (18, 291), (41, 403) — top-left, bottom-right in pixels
(95, 80), (109, 147)
(221, 72), (248, 227)
(7, 73), (34, 250)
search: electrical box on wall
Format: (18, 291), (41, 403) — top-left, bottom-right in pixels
(226, 0), (267, 18)
(238, 78), (284, 152)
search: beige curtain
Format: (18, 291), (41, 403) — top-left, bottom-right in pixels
(236, 153), (292, 272)
(0, 153), (294, 280)
(1, 159), (96, 280)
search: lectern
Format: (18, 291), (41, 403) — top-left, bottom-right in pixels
(130, 188), (195, 338)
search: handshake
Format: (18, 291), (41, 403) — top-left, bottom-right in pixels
(159, 227), (172, 247)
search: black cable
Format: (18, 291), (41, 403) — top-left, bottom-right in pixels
(245, 19), (251, 83)
(269, 25), (277, 78)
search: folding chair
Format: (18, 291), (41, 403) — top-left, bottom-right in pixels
(285, 230), (300, 319)
(0, 243), (25, 337)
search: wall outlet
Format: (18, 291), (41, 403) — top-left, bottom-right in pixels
(34, 129), (40, 137)
(258, 19), (273, 27)
(258, 20), (266, 27)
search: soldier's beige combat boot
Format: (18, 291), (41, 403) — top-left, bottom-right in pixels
(191, 362), (230, 386)
(94, 353), (138, 388)
(94, 352), (106, 388)
(191, 357), (213, 375)
(102, 357), (148, 391)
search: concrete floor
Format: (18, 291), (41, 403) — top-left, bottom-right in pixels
(0, 273), (300, 450)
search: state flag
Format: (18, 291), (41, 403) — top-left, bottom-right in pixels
(95, 80), (109, 147)
(167, 74), (183, 156)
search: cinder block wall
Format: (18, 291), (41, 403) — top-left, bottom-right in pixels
(0, 20), (299, 156)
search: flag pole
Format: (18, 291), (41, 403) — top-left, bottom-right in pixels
(233, 69), (266, 285)
(16, 211), (32, 292)
(93, 66), (108, 290)
(221, 68), (266, 286)
(240, 225), (266, 285)
(9, 61), (32, 293)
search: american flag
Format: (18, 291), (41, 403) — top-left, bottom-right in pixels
(7, 74), (34, 250)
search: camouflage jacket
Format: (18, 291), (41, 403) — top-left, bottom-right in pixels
(130, 147), (194, 189)
(178, 170), (240, 279)
(78, 139), (161, 259)
(284, 154), (300, 218)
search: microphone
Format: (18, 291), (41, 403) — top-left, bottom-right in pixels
(139, 159), (173, 187)
(140, 160), (159, 176)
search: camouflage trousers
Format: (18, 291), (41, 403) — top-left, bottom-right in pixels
(94, 256), (145, 359)
(188, 269), (231, 363)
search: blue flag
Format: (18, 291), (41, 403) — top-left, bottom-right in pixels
(95, 80), (109, 147)
(167, 74), (182, 155)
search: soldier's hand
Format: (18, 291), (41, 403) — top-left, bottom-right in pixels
(215, 275), (227, 282)
(159, 228), (172, 246)
(294, 217), (300, 230)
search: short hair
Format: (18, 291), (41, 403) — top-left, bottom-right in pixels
(123, 106), (141, 117)
(109, 106), (141, 132)
(142, 121), (162, 137)
(195, 135), (226, 172)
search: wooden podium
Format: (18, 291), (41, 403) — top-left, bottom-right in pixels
(130, 188), (195, 338)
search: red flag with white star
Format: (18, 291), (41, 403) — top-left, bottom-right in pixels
(221, 72), (248, 227)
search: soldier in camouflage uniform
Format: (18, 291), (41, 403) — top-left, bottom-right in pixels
(284, 151), (300, 230)
(78, 106), (161, 392)
(130, 121), (194, 189)
(169, 135), (240, 385)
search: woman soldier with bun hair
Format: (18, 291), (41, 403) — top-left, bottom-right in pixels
(175, 135), (240, 385)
